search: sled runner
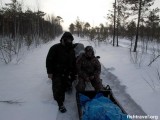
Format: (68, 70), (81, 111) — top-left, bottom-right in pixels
(76, 87), (129, 120)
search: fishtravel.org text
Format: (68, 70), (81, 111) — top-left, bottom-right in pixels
(127, 115), (159, 120)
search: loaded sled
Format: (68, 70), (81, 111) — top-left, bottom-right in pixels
(74, 43), (129, 120)
(76, 86), (129, 120)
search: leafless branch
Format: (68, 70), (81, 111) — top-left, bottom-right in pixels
(142, 76), (155, 91)
(148, 54), (160, 66)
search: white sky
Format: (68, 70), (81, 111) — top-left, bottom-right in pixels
(39, 0), (114, 30)
(1, 0), (160, 30)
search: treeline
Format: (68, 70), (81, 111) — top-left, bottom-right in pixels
(69, 0), (160, 52)
(0, 0), (63, 42)
(69, 17), (109, 42)
(0, 0), (63, 64)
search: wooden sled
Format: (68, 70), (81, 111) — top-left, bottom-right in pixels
(76, 87), (127, 120)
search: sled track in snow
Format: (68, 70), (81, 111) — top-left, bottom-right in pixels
(101, 65), (151, 120)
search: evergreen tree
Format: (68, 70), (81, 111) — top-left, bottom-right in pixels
(123, 0), (155, 52)
(69, 23), (75, 34)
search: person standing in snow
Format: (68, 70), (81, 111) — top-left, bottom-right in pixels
(46, 32), (76, 113)
(76, 46), (104, 91)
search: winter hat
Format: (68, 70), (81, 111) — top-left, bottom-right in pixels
(85, 46), (94, 52)
(60, 32), (74, 42)
(85, 46), (95, 55)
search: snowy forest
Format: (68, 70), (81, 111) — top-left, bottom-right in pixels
(69, 0), (160, 52)
(0, 0), (160, 65)
(0, 0), (63, 64)
(0, 0), (160, 119)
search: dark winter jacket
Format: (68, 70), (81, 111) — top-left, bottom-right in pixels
(46, 43), (76, 76)
(76, 53), (101, 79)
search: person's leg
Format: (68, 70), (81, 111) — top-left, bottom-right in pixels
(65, 76), (73, 93)
(52, 76), (66, 113)
(76, 77), (86, 91)
(91, 77), (103, 91)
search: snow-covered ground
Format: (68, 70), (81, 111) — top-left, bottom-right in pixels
(0, 35), (160, 120)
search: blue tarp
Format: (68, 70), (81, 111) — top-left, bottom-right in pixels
(79, 93), (130, 120)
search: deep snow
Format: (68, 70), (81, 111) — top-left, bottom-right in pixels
(0, 36), (160, 120)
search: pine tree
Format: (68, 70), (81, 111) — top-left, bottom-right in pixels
(123, 0), (155, 52)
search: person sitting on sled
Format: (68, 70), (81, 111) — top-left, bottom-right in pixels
(76, 46), (104, 91)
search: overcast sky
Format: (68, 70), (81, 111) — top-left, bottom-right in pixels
(1, 0), (160, 30)
(25, 0), (114, 30)
(42, 0), (114, 30)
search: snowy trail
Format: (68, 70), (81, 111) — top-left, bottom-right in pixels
(101, 65), (148, 116)
(0, 37), (152, 120)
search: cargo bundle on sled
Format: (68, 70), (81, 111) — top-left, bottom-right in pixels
(76, 87), (130, 120)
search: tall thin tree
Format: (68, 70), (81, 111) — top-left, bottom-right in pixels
(113, 0), (117, 46)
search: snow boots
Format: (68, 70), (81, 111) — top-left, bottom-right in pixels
(59, 105), (67, 113)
